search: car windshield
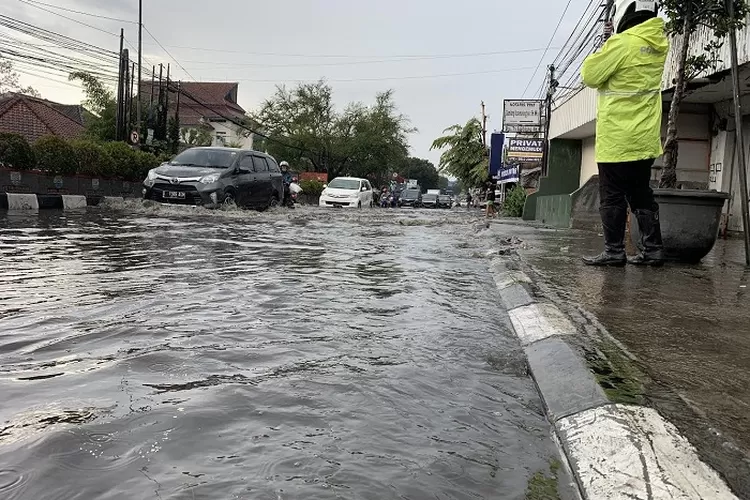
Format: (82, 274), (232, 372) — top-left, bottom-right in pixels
(328, 179), (361, 190)
(169, 149), (238, 168)
(403, 190), (420, 198)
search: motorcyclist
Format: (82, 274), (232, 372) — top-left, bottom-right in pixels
(581, 0), (668, 267)
(280, 161), (294, 185)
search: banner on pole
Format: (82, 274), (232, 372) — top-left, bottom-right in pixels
(489, 133), (505, 180)
(499, 164), (520, 184)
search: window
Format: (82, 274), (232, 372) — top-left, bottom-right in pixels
(239, 155), (254, 171)
(267, 159), (281, 173)
(364, 181), (372, 191)
(252, 156), (269, 172)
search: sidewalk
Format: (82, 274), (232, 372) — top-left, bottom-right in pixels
(484, 220), (750, 498)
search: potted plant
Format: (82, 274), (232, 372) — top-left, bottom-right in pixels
(631, 0), (749, 262)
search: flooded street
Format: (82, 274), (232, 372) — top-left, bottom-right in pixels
(0, 205), (557, 500)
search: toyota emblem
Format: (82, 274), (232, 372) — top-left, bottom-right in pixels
(170, 178), (179, 185)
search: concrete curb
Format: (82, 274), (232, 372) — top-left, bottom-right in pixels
(0, 193), (125, 210)
(491, 257), (740, 500)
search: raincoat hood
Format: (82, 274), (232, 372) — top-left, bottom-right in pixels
(627, 18), (668, 54)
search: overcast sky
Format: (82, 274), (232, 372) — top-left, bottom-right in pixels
(5, 0), (587, 166)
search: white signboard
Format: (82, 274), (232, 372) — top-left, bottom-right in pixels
(503, 100), (544, 132)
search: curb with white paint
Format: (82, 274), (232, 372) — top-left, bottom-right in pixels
(491, 257), (739, 500)
(0, 193), (124, 210)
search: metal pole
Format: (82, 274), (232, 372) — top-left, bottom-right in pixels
(542, 64), (556, 177)
(727, 0), (750, 265)
(116, 29), (125, 141)
(137, 0), (143, 139)
(130, 62), (136, 133)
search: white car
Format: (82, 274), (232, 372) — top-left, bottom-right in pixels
(319, 177), (374, 208)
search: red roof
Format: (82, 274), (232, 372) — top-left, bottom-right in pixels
(0, 93), (85, 143)
(139, 81), (246, 128)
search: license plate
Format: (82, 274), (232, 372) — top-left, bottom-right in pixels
(164, 191), (186, 199)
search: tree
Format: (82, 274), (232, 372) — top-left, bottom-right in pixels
(660, 0), (749, 188)
(167, 115), (180, 154)
(251, 80), (413, 183)
(398, 157), (440, 190)
(431, 118), (488, 188)
(69, 72), (117, 141)
(0, 57), (39, 97)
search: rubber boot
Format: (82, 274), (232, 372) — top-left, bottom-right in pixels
(629, 209), (664, 267)
(583, 206), (627, 267)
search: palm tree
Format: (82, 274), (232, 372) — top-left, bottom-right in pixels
(430, 118), (488, 187)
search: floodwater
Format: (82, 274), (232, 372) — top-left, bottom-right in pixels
(0, 203), (557, 500)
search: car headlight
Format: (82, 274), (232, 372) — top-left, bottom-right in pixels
(199, 173), (221, 184)
(144, 169), (157, 186)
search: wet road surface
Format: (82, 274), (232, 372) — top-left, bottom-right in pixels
(0, 204), (558, 500)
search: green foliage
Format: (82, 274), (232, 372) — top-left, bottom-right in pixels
(102, 141), (139, 180)
(660, 0), (749, 188)
(398, 157), (439, 190)
(134, 150), (161, 180)
(70, 72), (117, 141)
(299, 179), (325, 197)
(0, 132), (35, 170)
(251, 81), (413, 184)
(34, 136), (77, 176)
(431, 118), (488, 188)
(70, 139), (114, 177)
(502, 186), (527, 217)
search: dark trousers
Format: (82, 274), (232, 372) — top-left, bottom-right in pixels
(599, 159), (658, 212)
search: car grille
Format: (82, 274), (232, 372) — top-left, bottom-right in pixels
(150, 183), (203, 205)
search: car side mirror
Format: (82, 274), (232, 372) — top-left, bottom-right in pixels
(323, 183), (328, 188)
(361, 186), (367, 192)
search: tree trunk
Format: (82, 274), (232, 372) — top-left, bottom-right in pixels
(660, 10), (693, 189)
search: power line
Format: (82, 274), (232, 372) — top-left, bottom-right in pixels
(521, 0), (575, 97)
(142, 25), (196, 81)
(140, 43), (562, 60)
(17, 0), (119, 37)
(176, 47), (563, 69)
(18, 0), (137, 24)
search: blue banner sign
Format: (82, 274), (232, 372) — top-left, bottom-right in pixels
(489, 133), (505, 179)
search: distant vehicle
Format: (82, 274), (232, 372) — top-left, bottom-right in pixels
(437, 194), (453, 209)
(399, 188), (422, 208)
(319, 177), (374, 208)
(422, 193), (438, 208)
(426, 189), (441, 196)
(142, 147), (284, 209)
(406, 179), (419, 189)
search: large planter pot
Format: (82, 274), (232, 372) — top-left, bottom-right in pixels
(631, 189), (729, 263)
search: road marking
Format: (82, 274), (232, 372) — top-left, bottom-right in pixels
(558, 405), (739, 500)
(508, 303), (576, 346)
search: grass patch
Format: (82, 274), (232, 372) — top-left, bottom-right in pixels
(584, 339), (646, 405)
(525, 459), (561, 500)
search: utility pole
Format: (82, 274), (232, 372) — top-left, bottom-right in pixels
(727, 0), (750, 265)
(481, 101), (488, 149)
(136, 0), (143, 141)
(116, 29), (125, 141)
(542, 64), (557, 177)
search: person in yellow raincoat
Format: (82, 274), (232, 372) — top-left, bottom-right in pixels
(581, 0), (669, 267)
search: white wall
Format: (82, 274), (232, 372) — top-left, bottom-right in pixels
(210, 120), (253, 149)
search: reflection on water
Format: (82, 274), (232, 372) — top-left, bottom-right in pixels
(0, 204), (555, 499)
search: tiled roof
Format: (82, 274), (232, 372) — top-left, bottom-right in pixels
(139, 81), (247, 128)
(0, 93), (85, 143)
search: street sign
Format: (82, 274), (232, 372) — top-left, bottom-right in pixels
(130, 130), (140, 144)
(507, 138), (545, 164)
(503, 100), (544, 133)
(499, 164), (520, 184)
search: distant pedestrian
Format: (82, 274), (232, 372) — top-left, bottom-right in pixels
(485, 182), (497, 218)
(581, 0), (667, 267)
(466, 192), (473, 209)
